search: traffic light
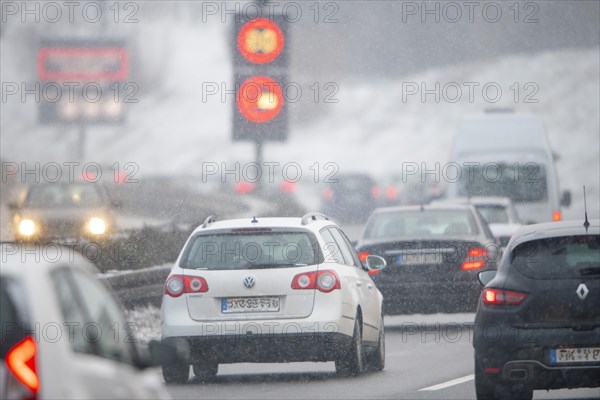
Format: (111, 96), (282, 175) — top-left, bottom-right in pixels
(232, 13), (289, 142)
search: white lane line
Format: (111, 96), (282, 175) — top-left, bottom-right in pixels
(418, 374), (474, 391)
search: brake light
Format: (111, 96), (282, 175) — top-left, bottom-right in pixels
(461, 247), (488, 270)
(323, 187), (334, 200)
(291, 270), (340, 293)
(371, 186), (381, 199)
(358, 252), (370, 263)
(482, 288), (527, 306)
(386, 186), (397, 199)
(6, 336), (39, 395)
(164, 275), (209, 297)
(552, 210), (562, 221)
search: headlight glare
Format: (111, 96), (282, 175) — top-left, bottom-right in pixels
(88, 217), (106, 235)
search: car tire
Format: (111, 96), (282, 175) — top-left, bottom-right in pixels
(162, 362), (189, 384)
(192, 362), (218, 380)
(335, 317), (364, 376)
(365, 317), (385, 372)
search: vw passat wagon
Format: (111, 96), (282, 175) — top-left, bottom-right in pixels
(160, 214), (387, 383)
(473, 219), (600, 400)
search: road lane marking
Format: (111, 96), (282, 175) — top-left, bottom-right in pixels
(418, 374), (474, 391)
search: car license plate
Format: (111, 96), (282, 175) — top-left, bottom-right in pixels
(550, 347), (600, 364)
(397, 253), (442, 266)
(221, 296), (280, 313)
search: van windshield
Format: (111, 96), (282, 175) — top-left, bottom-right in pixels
(458, 163), (547, 203)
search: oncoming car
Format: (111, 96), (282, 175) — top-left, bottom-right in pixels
(473, 219), (600, 400)
(9, 182), (118, 242)
(160, 213), (387, 383)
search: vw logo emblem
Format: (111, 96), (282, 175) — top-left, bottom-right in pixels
(576, 283), (589, 300)
(243, 275), (256, 289)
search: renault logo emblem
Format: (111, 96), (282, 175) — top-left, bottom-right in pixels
(576, 283), (589, 300)
(243, 275), (256, 289)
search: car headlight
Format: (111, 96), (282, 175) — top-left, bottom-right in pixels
(18, 219), (36, 237)
(87, 217), (106, 235)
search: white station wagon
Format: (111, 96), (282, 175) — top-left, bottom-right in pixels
(160, 213), (387, 383)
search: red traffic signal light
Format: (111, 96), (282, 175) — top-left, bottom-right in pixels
(237, 76), (284, 123)
(237, 18), (285, 65)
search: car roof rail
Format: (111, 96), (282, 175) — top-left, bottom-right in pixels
(301, 212), (330, 225)
(202, 215), (216, 228)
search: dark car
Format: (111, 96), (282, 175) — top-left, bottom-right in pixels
(9, 182), (119, 242)
(356, 204), (499, 314)
(473, 219), (600, 400)
(321, 173), (380, 224)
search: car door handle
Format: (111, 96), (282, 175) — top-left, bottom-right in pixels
(367, 283), (373, 289)
(356, 281), (363, 287)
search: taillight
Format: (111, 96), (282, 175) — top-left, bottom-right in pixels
(482, 288), (527, 306)
(357, 252), (370, 263)
(461, 247), (487, 270)
(386, 186), (397, 199)
(164, 275), (209, 297)
(6, 336), (39, 395)
(552, 210), (562, 221)
(291, 270), (340, 293)
(371, 186), (381, 199)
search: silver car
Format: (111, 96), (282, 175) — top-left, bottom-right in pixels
(160, 213), (387, 383)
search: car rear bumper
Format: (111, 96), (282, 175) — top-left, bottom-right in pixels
(500, 359), (600, 390)
(163, 331), (353, 363)
(376, 280), (481, 314)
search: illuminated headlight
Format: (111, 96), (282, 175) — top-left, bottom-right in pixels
(87, 217), (106, 235)
(18, 219), (36, 236)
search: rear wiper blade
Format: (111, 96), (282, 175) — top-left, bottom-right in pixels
(242, 263), (308, 269)
(578, 267), (600, 276)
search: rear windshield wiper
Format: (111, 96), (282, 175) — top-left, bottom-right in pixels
(242, 263), (308, 269)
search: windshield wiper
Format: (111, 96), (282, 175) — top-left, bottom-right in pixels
(241, 263), (308, 269)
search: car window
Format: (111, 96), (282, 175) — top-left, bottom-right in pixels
(329, 228), (361, 268)
(320, 228), (345, 265)
(510, 235), (600, 279)
(181, 231), (320, 269)
(364, 210), (478, 239)
(25, 183), (104, 208)
(52, 268), (133, 363)
(0, 277), (30, 356)
(475, 205), (510, 224)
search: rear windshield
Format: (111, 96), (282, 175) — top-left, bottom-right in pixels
(180, 231), (321, 270)
(511, 235), (600, 279)
(364, 210), (478, 239)
(476, 205), (509, 224)
(458, 164), (548, 203)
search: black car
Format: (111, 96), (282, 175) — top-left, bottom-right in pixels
(356, 204), (499, 314)
(473, 219), (600, 400)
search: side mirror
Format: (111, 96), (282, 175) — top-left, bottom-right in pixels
(478, 270), (497, 286)
(365, 255), (386, 271)
(560, 190), (571, 208)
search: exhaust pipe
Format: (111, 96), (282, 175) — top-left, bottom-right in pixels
(508, 368), (528, 380)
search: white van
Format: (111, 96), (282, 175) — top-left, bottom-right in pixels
(445, 113), (571, 224)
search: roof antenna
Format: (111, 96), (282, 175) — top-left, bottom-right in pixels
(583, 185), (590, 233)
(251, 216), (258, 223)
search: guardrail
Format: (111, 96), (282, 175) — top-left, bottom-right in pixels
(101, 264), (171, 308)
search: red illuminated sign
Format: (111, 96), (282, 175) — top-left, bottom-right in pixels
(37, 47), (128, 81)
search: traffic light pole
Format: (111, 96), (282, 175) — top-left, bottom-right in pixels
(255, 139), (263, 191)
(78, 124), (86, 160)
